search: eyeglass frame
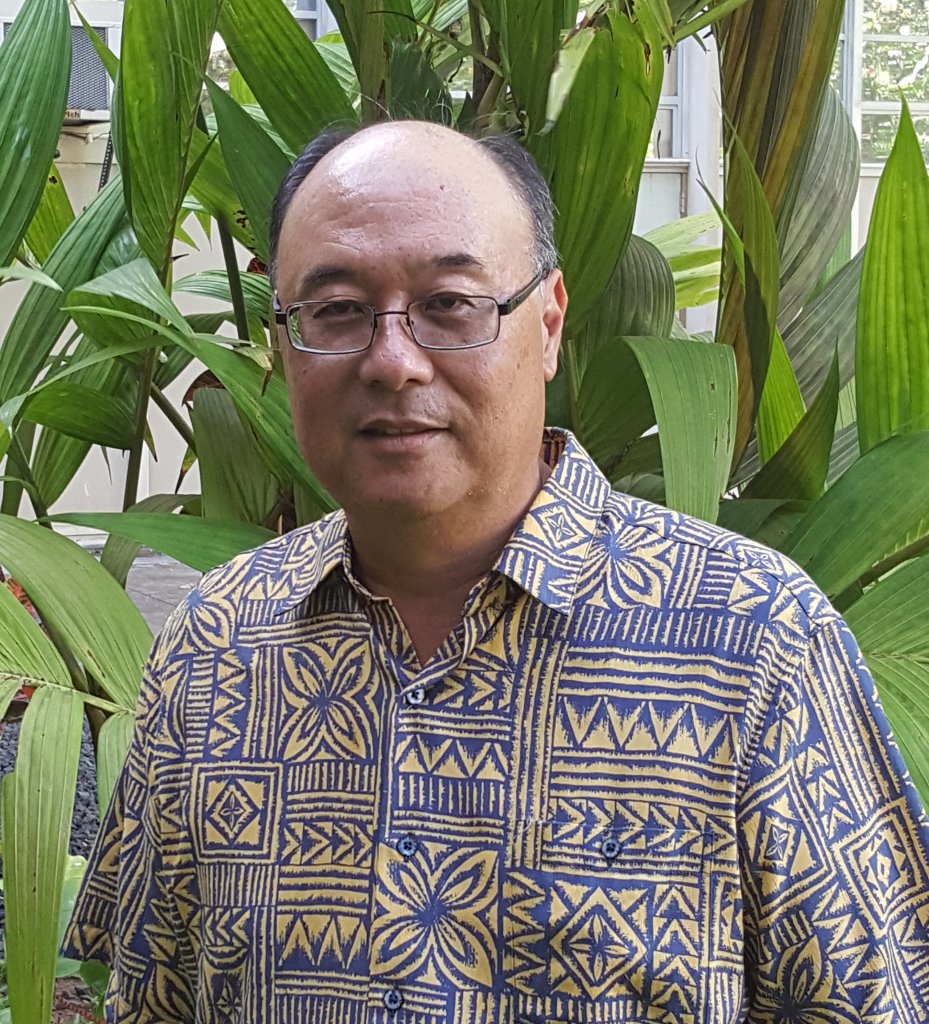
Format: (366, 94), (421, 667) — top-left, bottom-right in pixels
(272, 268), (548, 355)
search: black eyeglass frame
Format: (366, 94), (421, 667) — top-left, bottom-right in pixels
(272, 269), (548, 354)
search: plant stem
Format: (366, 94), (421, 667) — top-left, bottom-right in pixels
(218, 219), (251, 342)
(122, 348), (158, 511)
(6, 434), (49, 522)
(469, 1), (492, 109)
(857, 533), (929, 591)
(151, 382), (197, 453)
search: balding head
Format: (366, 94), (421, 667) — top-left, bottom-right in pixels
(268, 121), (557, 287)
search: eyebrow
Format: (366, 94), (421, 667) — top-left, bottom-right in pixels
(297, 253), (487, 294)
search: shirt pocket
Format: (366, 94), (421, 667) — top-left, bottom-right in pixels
(502, 821), (710, 1024)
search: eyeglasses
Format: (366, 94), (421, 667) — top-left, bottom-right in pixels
(272, 270), (546, 354)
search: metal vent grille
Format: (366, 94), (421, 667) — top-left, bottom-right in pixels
(68, 25), (110, 111)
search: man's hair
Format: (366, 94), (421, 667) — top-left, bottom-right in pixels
(267, 124), (559, 286)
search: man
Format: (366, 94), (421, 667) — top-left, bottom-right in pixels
(65, 121), (929, 1022)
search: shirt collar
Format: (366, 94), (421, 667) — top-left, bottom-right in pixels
(275, 429), (610, 616)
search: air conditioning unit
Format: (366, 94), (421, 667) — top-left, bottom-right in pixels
(0, 0), (122, 125)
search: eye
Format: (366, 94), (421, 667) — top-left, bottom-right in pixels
(310, 300), (368, 321)
(420, 294), (478, 315)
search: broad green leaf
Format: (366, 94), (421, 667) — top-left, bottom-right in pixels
(845, 553), (929, 802)
(572, 234), (675, 384)
(0, 580), (71, 688)
(116, 0), (223, 269)
(716, 129), (781, 462)
(205, 80), (292, 263)
(779, 86), (859, 326)
(717, 497), (809, 544)
(389, 41), (452, 123)
(782, 431), (929, 597)
(96, 711), (134, 817)
(857, 101), (929, 453)
(625, 336), (738, 524)
(0, 266), (62, 291)
(54, 512), (275, 573)
(101, 493), (197, 588)
(0, 178), (124, 405)
(219, 0), (356, 154)
(782, 249), (861, 405)
(21, 381), (135, 450)
(573, 340), (652, 473)
(70, 258), (190, 336)
(546, 11), (664, 329)
(55, 855), (87, 978)
(2, 686), (83, 1024)
(644, 210), (719, 260)
(24, 164), (74, 265)
(0, 0), (71, 266)
(0, 515), (151, 707)
(671, 0), (751, 41)
(668, 250), (722, 311)
(756, 330), (805, 463)
(745, 352), (839, 500)
(316, 36), (360, 101)
(192, 388), (279, 524)
(175, 270), (272, 321)
(187, 128), (257, 251)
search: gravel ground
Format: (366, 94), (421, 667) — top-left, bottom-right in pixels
(0, 718), (99, 945)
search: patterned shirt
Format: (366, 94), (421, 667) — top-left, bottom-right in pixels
(64, 430), (929, 1024)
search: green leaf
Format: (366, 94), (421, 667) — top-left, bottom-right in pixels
(389, 41), (452, 123)
(219, 0), (356, 154)
(187, 128), (257, 250)
(745, 351), (839, 500)
(782, 431), (929, 597)
(101, 492), (197, 588)
(782, 249), (861, 405)
(546, 11), (664, 330)
(2, 687), (84, 1024)
(0, 266), (62, 291)
(778, 86), (859, 326)
(315, 36), (360, 101)
(644, 210), (719, 260)
(0, 579), (71, 688)
(70, 258), (191, 336)
(755, 330), (805, 463)
(715, 128), (781, 462)
(0, 515), (152, 707)
(53, 512), (275, 573)
(95, 711), (135, 816)
(174, 269), (272, 321)
(0, 179), (125, 405)
(192, 387), (280, 524)
(205, 79), (292, 263)
(115, 0), (223, 269)
(21, 381), (135, 450)
(845, 553), (929, 802)
(0, 0), (71, 266)
(625, 336), (738, 524)
(24, 164), (75, 265)
(55, 854), (87, 978)
(857, 100), (929, 453)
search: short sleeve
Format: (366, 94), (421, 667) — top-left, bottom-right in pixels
(61, 637), (197, 1022)
(737, 616), (929, 1021)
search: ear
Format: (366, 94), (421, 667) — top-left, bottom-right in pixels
(541, 270), (567, 382)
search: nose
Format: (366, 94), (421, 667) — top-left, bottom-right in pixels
(357, 310), (435, 390)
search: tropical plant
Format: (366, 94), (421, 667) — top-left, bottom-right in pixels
(1, 1), (928, 1021)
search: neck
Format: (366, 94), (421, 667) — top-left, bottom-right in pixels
(346, 458), (551, 661)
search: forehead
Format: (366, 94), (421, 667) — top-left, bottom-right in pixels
(276, 129), (535, 287)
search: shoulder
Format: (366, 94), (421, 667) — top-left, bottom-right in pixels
(590, 490), (837, 634)
(149, 510), (347, 669)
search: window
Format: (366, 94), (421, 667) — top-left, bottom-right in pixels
(650, 46), (683, 158)
(841, 0), (929, 161)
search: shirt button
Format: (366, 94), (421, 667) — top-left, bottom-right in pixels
(383, 987), (403, 1012)
(600, 837), (622, 861)
(405, 687), (426, 706)
(396, 835), (418, 858)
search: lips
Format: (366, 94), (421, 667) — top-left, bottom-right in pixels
(359, 419), (445, 436)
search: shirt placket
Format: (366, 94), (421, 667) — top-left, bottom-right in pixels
(363, 576), (509, 1020)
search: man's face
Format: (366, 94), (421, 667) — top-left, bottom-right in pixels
(275, 125), (565, 525)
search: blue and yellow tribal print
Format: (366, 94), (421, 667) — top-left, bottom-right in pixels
(65, 431), (929, 1023)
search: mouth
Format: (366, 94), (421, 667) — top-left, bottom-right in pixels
(359, 421), (446, 437)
